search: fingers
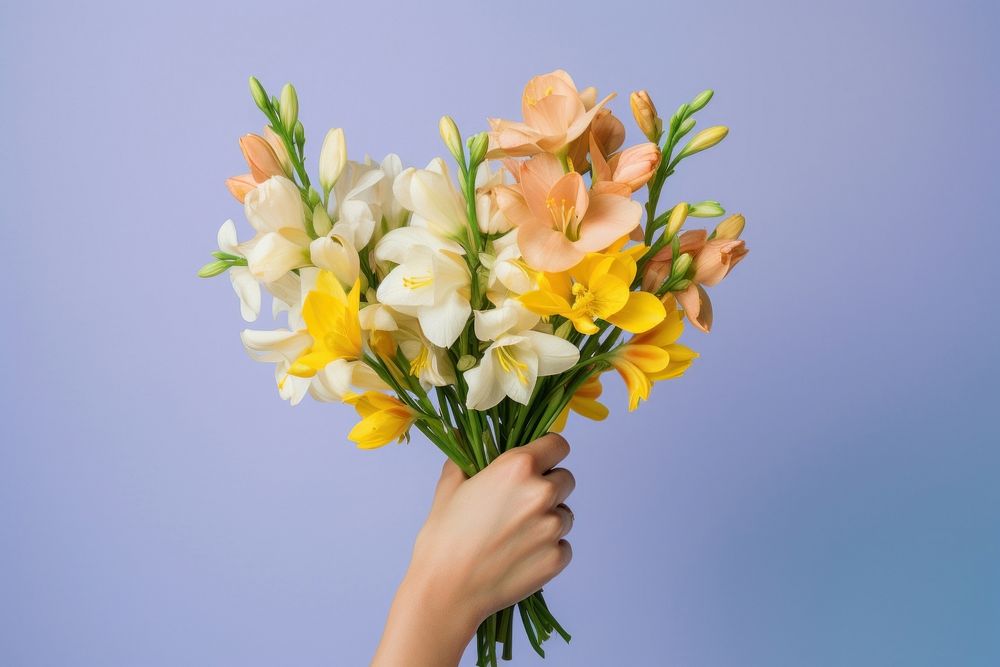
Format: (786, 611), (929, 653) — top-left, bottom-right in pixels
(544, 467), (576, 506)
(553, 503), (574, 539)
(523, 433), (570, 473)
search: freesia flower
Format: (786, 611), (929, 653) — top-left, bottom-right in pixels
(346, 392), (417, 449)
(496, 153), (642, 271)
(374, 227), (471, 348)
(566, 108), (625, 174)
(392, 158), (469, 239)
(520, 250), (666, 335)
(241, 176), (312, 283)
(609, 300), (697, 410)
(286, 271), (362, 378)
(487, 70), (614, 157)
(465, 303), (579, 409)
(549, 375), (609, 432)
(216, 220), (260, 321)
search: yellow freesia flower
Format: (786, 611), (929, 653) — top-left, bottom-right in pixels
(287, 271), (362, 378)
(346, 392), (417, 449)
(519, 249), (666, 334)
(550, 375), (610, 432)
(609, 298), (698, 410)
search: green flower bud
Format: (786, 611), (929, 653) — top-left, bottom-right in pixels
(293, 120), (305, 150)
(689, 200), (725, 218)
(312, 203), (333, 237)
(677, 117), (696, 137)
(671, 253), (693, 279)
(678, 126), (729, 158)
(279, 83), (298, 130)
(456, 355), (477, 372)
(554, 319), (574, 339)
(248, 76), (270, 113)
(439, 115), (463, 164)
(467, 131), (489, 166)
(670, 278), (692, 292)
(689, 89), (714, 113)
(666, 202), (690, 239)
(197, 260), (229, 278)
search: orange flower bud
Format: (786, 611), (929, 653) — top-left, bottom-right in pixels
(609, 143), (661, 192)
(239, 133), (286, 182)
(713, 213), (745, 240)
(675, 283), (713, 333)
(630, 90), (662, 142)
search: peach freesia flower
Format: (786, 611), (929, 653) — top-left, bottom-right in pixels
(566, 108), (625, 173)
(608, 142), (661, 192)
(496, 153), (642, 272)
(488, 70), (614, 157)
(693, 238), (749, 286)
(226, 132), (292, 203)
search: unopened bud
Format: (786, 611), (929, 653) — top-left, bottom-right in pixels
(671, 253), (693, 279)
(678, 126), (729, 158)
(319, 127), (347, 193)
(439, 116), (463, 164)
(689, 89), (714, 113)
(279, 83), (298, 130)
(248, 76), (270, 113)
(670, 278), (692, 292)
(629, 90), (662, 142)
(689, 200), (725, 218)
(677, 117), (696, 137)
(197, 260), (229, 278)
(554, 319), (574, 339)
(312, 204), (333, 237)
(456, 354), (477, 371)
(307, 187), (321, 208)
(713, 213), (745, 240)
(666, 202), (689, 239)
(293, 120), (305, 149)
(467, 132), (489, 166)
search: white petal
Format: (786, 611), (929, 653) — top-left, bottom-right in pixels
(230, 266), (261, 322)
(418, 291), (471, 348)
(275, 364), (311, 405)
(374, 226), (463, 264)
(377, 260), (437, 308)
(217, 220), (240, 255)
(334, 200), (376, 248)
(241, 329), (311, 363)
(496, 342), (538, 405)
(318, 128), (347, 193)
(310, 235), (360, 287)
(522, 330), (580, 376)
(345, 168), (384, 202)
(464, 353), (506, 410)
(246, 231), (310, 283)
(244, 176), (306, 234)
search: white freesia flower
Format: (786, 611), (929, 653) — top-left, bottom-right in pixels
(393, 158), (468, 239)
(217, 219), (261, 321)
(374, 227), (471, 348)
(394, 319), (456, 389)
(484, 229), (534, 304)
(475, 161), (513, 234)
(319, 128), (347, 194)
(309, 234), (360, 288)
(242, 176), (311, 283)
(465, 317), (580, 409)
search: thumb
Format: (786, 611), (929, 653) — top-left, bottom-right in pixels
(431, 458), (467, 508)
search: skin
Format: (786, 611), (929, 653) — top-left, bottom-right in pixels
(372, 433), (576, 666)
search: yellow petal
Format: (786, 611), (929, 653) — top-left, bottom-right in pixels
(617, 344), (670, 373)
(610, 358), (651, 411)
(520, 290), (571, 317)
(606, 290), (666, 333)
(549, 406), (570, 433)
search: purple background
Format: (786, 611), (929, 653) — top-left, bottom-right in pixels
(2, 0), (998, 665)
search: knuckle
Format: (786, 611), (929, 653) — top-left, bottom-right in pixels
(538, 514), (564, 542)
(501, 450), (535, 479)
(547, 540), (572, 573)
(528, 481), (558, 510)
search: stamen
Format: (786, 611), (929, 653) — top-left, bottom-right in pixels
(495, 346), (530, 385)
(402, 274), (433, 289)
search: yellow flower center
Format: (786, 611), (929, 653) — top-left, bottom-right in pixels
(495, 346), (529, 385)
(402, 274), (433, 289)
(410, 346), (430, 376)
(571, 282), (598, 316)
(546, 196), (579, 240)
(525, 86), (554, 107)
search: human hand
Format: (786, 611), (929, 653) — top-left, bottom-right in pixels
(372, 434), (575, 666)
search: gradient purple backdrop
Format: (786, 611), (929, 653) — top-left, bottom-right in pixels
(2, 0), (998, 665)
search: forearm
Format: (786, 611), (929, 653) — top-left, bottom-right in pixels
(372, 569), (479, 667)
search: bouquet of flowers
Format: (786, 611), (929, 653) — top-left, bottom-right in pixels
(199, 69), (748, 665)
